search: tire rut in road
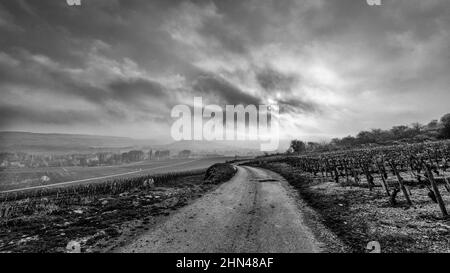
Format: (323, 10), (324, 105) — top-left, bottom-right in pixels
(115, 166), (322, 253)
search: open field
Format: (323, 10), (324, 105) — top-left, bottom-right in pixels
(0, 157), (233, 192)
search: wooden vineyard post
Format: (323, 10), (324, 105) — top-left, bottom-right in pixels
(344, 161), (350, 183)
(363, 165), (372, 191)
(325, 161), (329, 178)
(363, 164), (375, 191)
(351, 165), (360, 184)
(423, 162), (448, 217)
(376, 162), (390, 197)
(390, 162), (412, 206)
(334, 164), (340, 183)
(445, 177), (450, 193)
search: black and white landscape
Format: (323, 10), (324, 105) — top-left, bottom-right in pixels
(0, 0), (450, 254)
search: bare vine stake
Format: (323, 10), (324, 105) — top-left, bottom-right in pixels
(376, 162), (390, 196)
(344, 162), (350, 184)
(351, 166), (359, 184)
(333, 163), (339, 183)
(363, 166), (372, 191)
(390, 162), (412, 206)
(444, 177), (450, 193)
(423, 163), (448, 217)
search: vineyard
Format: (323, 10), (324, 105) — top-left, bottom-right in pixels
(0, 163), (236, 252)
(0, 158), (228, 192)
(0, 170), (204, 219)
(247, 141), (450, 252)
(268, 141), (450, 215)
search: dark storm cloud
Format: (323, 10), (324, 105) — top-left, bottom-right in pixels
(192, 74), (261, 106)
(0, 0), (449, 139)
(109, 78), (168, 103)
(256, 67), (298, 93)
(0, 0), (185, 71)
(193, 4), (250, 54)
(0, 48), (175, 129)
(277, 98), (321, 115)
(0, 104), (98, 127)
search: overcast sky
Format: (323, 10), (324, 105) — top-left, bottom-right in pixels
(0, 0), (449, 141)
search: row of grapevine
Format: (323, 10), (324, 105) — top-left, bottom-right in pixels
(281, 141), (450, 217)
(0, 169), (206, 203)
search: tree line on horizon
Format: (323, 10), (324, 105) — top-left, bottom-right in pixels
(289, 113), (450, 153)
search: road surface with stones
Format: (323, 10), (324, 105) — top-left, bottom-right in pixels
(116, 165), (323, 253)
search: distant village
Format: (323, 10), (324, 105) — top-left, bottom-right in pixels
(0, 149), (194, 169)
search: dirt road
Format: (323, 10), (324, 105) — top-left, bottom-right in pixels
(116, 166), (323, 253)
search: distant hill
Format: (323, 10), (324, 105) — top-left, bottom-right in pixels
(0, 131), (288, 155)
(0, 131), (156, 154)
(161, 140), (235, 152)
(160, 140), (257, 155)
(159, 140), (290, 155)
